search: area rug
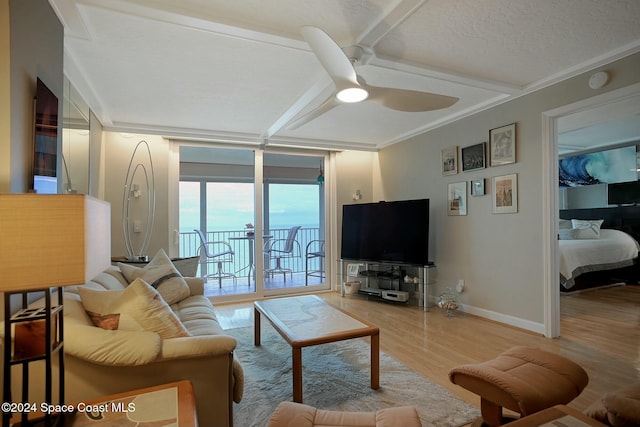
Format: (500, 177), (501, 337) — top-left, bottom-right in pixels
(228, 324), (480, 427)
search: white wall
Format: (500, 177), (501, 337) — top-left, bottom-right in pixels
(2, 0), (63, 193)
(104, 133), (171, 259)
(563, 184), (608, 208)
(378, 52), (640, 331)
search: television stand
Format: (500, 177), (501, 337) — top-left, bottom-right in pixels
(339, 260), (436, 311)
(358, 287), (382, 297)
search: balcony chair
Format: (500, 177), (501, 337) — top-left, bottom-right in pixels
(264, 226), (301, 282)
(194, 229), (237, 288)
(305, 239), (325, 285)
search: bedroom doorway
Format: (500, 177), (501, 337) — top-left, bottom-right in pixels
(543, 82), (640, 338)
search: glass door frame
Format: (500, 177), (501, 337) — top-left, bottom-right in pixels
(261, 151), (328, 298)
(168, 141), (332, 304)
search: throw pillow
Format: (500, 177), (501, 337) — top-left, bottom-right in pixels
(571, 219), (604, 239)
(79, 278), (190, 339)
(118, 249), (191, 305)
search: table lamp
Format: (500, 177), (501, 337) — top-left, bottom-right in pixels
(0, 194), (111, 427)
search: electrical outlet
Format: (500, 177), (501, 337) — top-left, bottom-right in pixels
(456, 279), (465, 293)
(134, 220), (142, 233)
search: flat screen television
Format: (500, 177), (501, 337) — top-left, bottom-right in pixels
(341, 199), (430, 265)
(607, 180), (640, 205)
(32, 77), (59, 194)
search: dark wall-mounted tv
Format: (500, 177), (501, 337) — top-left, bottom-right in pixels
(32, 77), (59, 194)
(607, 180), (640, 205)
(341, 199), (430, 266)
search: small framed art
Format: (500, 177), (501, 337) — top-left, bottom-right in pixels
(489, 123), (516, 166)
(461, 142), (486, 171)
(471, 179), (485, 196)
(447, 181), (467, 216)
(441, 146), (458, 176)
(492, 174), (518, 214)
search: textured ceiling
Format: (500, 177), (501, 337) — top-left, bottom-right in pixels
(51, 0), (640, 151)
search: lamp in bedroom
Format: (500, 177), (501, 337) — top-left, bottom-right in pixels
(0, 194), (111, 427)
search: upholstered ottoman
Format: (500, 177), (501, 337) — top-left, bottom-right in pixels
(267, 402), (422, 427)
(448, 346), (589, 427)
(585, 381), (640, 427)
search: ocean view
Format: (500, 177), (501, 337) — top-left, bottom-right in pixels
(179, 181), (320, 233)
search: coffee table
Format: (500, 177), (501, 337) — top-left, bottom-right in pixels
(254, 295), (380, 403)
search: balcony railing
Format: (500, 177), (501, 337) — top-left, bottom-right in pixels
(180, 227), (322, 279)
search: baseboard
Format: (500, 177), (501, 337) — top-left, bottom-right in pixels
(459, 303), (545, 335)
(331, 281), (546, 334)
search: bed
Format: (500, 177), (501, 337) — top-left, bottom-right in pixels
(559, 206), (640, 291)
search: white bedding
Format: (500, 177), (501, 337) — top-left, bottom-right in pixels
(560, 229), (639, 290)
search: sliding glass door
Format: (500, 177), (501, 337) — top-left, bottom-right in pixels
(177, 145), (329, 301)
(179, 146), (257, 298)
(263, 153), (326, 296)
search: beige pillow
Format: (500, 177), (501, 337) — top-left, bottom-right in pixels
(571, 219), (604, 239)
(79, 278), (190, 339)
(118, 249), (191, 305)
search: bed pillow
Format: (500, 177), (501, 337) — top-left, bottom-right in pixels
(559, 219), (572, 230)
(118, 249), (191, 305)
(571, 219), (604, 239)
(559, 228), (595, 240)
(79, 278), (190, 339)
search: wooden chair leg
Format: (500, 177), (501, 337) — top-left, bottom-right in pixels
(480, 397), (503, 427)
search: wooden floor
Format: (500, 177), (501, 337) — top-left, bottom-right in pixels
(214, 284), (640, 415)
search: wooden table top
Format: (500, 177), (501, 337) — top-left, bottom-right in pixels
(254, 294), (379, 347)
(66, 380), (197, 427)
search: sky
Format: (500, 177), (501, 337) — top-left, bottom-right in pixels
(179, 181), (320, 232)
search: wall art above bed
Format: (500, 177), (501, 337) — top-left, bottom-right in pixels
(559, 145), (637, 188)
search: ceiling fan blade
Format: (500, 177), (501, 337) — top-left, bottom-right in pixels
(363, 81), (459, 112)
(301, 26), (359, 88)
(287, 96), (340, 130)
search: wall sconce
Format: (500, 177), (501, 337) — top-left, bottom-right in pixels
(352, 189), (362, 201)
(130, 184), (141, 198)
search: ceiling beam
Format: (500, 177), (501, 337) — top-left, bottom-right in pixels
(262, 77), (333, 140)
(357, 0), (427, 48)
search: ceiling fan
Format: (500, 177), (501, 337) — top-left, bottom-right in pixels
(287, 26), (459, 129)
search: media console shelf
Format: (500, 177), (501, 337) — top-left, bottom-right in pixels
(339, 259), (436, 311)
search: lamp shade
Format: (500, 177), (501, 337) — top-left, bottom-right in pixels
(0, 194), (111, 291)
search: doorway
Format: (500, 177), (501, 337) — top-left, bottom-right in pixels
(542, 82), (640, 338)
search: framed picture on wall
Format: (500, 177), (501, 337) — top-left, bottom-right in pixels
(471, 179), (485, 196)
(492, 174), (518, 214)
(489, 123), (516, 166)
(461, 142), (486, 171)
(441, 146), (458, 175)
(447, 181), (467, 216)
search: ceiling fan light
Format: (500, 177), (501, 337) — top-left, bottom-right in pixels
(336, 87), (368, 103)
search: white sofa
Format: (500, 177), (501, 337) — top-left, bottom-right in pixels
(7, 265), (244, 427)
